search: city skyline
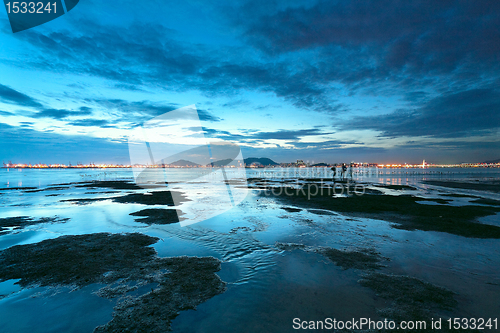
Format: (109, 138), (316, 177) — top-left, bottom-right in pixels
(3, 158), (500, 169)
(1, 1), (500, 164)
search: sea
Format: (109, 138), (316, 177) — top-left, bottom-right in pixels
(0, 167), (499, 332)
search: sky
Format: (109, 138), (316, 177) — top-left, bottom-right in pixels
(0, 0), (499, 165)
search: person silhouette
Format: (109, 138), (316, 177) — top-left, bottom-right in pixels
(341, 163), (347, 179)
(331, 166), (336, 183)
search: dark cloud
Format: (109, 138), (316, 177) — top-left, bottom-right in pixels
(403, 91), (429, 103)
(17, 22), (201, 85)
(14, 21), (340, 113)
(90, 99), (178, 116)
(6, 2), (500, 111)
(68, 119), (112, 127)
(19, 121), (34, 128)
(220, 99), (249, 108)
(113, 83), (147, 92)
(89, 99), (221, 122)
(0, 84), (95, 120)
(216, 0), (500, 100)
(343, 89), (500, 138)
(0, 84), (43, 108)
(398, 140), (500, 151)
(344, 88), (500, 138)
(287, 139), (357, 149)
(250, 128), (326, 140)
(200, 127), (331, 142)
(197, 127), (246, 141)
(243, 1), (500, 73)
(33, 107), (93, 119)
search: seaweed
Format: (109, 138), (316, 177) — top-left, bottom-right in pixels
(0, 232), (226, 332)
(130, 208), (185, 225)
(359, 273), (460, 332)
(0, 216), (69, 235)
(319, 248), (386, 270)
(264, 186), (500, 238)
(276, 242), (386, 270)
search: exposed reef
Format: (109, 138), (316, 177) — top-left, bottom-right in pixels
(0, 232), (226, 332)
(130, 208), (185, 225)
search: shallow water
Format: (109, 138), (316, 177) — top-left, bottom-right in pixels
(0, 168), (499, 332)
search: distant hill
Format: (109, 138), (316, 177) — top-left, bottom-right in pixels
(170, 159), (200, 167)
(483, 158), (500, 164)
(311, 162), (329, 167)
(244, 157), (278, 166)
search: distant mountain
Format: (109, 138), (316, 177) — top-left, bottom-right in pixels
(244, 157), (278, 166)
(311, 162), (329, 167)
(208, 159), (233, 167)
(169, 159), (200, 167)
(483, 158), (500, 164)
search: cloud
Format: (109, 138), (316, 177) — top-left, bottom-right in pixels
(343, 88), (500, 138)
(250, 128), (326, 140)
(68, 119), (112, 127)
(200, 127), (332, 142)
(220, 0), (500, 99)
(398, 140), (500, 151)
(33, 106), (93, 119)
(6, 2), (500, 111)
(0, 83), (44, 108)
(201, 127), (241, 136)
(13, 20), (341, 113)
(0, 110), (14, 116)
(242, 1), (500, 71)
(89, 99), (222, 123)
(0, 84), (96, 120)
(19, 121), (34, 128)
(287, 139), (357, 149)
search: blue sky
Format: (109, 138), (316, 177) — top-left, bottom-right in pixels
(1, 0), (499, 164)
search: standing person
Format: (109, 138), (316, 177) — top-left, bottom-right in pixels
(331, 166), (336, 184)
(342, 163), (347, 180)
